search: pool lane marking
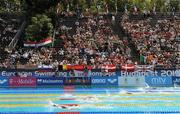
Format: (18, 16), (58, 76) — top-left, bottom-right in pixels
(0, 103), (180, 108)
(0, 93), (180, 97)
(0, 89), (180, 92)
(0, 94), (60, 97)
(1, 97), (180, 102)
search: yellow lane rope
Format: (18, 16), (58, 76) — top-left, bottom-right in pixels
(0, 103), (179, 108)
(0, 94), (60, 97)
(0, 97), (180, 102)
(0, 93), (179, 97)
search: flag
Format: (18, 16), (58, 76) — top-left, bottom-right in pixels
(66, 65), (92, 77)
(153, 6), (156, 14)
(135, 65), (154, 71)
(101, 65), (116, 72)
(63, 65), (67, 70)
(24, 37), (52, 47)
(140, 54), (145, 64)
(124, 4), (128, 13)
(121, 64), (135, 72)
(66, 65), (92, 70)
(134, 6), (137, 12)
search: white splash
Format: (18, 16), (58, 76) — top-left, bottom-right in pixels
(119, 89), (128, 94)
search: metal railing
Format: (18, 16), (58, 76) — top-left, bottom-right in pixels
(8, 21), (26, 49)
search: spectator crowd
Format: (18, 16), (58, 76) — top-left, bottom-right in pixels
(52, 15), (131, 69)
(0, 14), (21, 67)
(121, 13), (179, 67)
(0, 13), (179, 69)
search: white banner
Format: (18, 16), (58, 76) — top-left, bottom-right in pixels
(118, 76), (145, 87)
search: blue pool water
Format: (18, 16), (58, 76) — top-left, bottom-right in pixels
(0, 87), (180, 113)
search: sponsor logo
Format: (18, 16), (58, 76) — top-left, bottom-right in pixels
(0, 79), (7, 84)
(145, 76), (172, 87)
(9, 78), (36, 84)
(9, 77), (36, 87)
(107, 79), (117, 84)
(151, 78), (166, 84)
(64, 77), (91, 85)
(90, 72), (116, 76)
(92, 79), (106, 84)
(37, 79), (63, 83)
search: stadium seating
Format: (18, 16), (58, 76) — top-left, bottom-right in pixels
(0, 12), (179, 69)
(0, 13), (21, 67)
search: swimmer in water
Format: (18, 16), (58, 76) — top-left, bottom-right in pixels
(78, 96), (100, 103)
(58, 96), (99, 103)
(52, 103), (79, 110)
(126, 92), (133, 94)
(83, 96), (98, 101)
(59, 96), (98, 101)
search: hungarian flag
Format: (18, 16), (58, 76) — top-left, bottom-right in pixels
(24, 37), (52, 47)
(121, 64), (135, 72)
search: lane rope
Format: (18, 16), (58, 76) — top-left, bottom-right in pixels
(0, 97), (180, 102)
(0, 103), (180, 108)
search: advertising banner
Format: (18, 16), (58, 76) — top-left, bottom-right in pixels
(0, 69), (34, 77)
(37, 77), (64, 86)
(175, 70), (180, 76)
(120, 70), (155, 77)
(0, 68), (56, 77)
(57, 70), (119, 77)
(90, 70), (119, 77)
(0, 77), (9, 87)
(0, 69), (179, 78)
(145, 76), (173, 87)
(63, 77), (91, 85)
(34, 69), (56, 77)
(119, 70), (179, 77)
(155, 70), (178, 77)
(118, 76), (145, 87)
(57, 71), (70, 77)
(172, 77), (180, 87)
(91, 76), (118, 86)
(9, 77), (37, 87)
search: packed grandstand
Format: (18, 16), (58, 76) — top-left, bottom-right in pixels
(0, 0), (179, 71)
(0, 1), (180, 113)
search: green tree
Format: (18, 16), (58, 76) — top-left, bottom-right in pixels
(25, 14), (53, 42)
(170, 0), (180, 12)
(0, 0), (23, 12)
(105, 0), (116, 12)
(117, 0), (127, 12)
(78, 0), (88, 11)
(24, 0), (61, 15)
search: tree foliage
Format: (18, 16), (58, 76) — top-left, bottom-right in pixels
(54, 0), (180, 13)
(1, 0), (179, 13)
(25, 14), (53, 42)
(0, 0), (23, 12)
(24, 0), (61, 15)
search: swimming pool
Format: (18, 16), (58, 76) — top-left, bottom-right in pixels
(0, 87), (180, 113)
